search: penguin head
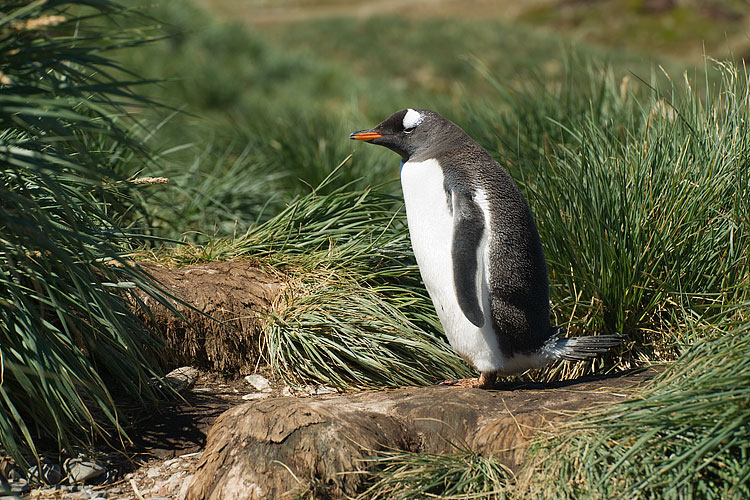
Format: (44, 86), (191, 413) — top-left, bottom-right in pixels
(350, 108), (445, 161)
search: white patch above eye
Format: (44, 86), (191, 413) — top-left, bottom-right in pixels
(403, 108), (424, 130)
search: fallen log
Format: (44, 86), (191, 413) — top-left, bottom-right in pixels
(186, 369), (654, 500)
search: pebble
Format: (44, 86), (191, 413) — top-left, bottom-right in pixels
(178, 474), (193, 500)
(164, 366), (199, 393)
(92, 469), (118, 486)
(312, 386), (338, 395)
(7, 478), (30, 494)
(283, 385), (339, 397)
(241, 392), (270, 401)
(191, 387), (212, 394)
(29, 461), (63, 485)
(244, 374), (272, 392)
(64, 457), (106, 484)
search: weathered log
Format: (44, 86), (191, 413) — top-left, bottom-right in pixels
(187, 369), (654, 500)
(138, 261), (283, 373)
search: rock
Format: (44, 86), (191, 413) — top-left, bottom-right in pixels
(178, 474), (194, 500)
(241, 393), (269, 401)
(165, 367), (200, 393)
(0, 458), (24, 481)
(243, 374), (271, 393)
(6, 478), (30, 494)
(281, 385), (339, 397)
(91, 469), (118, 486)
(29, 460), (62, 485)
(186, 370), (655, 500)
(63, 458), (106, 484)
(311, 385), (337, 395)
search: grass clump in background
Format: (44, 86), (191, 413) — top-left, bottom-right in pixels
(0, 0), (172, 467)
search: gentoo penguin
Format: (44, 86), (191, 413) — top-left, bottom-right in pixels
(351, 108), (620, 388)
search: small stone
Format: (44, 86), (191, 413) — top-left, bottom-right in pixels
(91, 468), (118, 486)
(29, 461), (63, 485)
(313, 386), (338, 395)
(146, 468), (161, 478)
(164, 367), (199, 393)
(191, 387), (212, 394)
(244, 374), (271, 392)
(281, 386), (294, 397)
(177, 474), (193, 500)
(294, 385), (339, 396)
(0, 457), (20, 480)
(241, 392), (269, 401)
(63, 458), (106, 484)
(7, 478), (30, 494)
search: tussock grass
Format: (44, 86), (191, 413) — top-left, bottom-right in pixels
(357, 447), (514, 500)
(0, 1), (171, 465)
(519, 314), (750, 499)
(465, 59), (750, 380)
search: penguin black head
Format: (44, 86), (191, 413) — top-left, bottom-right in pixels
(350, 108), (448, 161)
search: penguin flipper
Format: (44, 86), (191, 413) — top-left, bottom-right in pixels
(450, 189), (486, 328)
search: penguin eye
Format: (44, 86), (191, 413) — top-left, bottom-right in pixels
(403, 125), (417, 134)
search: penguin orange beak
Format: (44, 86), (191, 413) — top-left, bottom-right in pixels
(349, 130), (382, 141)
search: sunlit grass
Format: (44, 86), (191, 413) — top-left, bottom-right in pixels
(520, 313), (750, 499)
(358, 447), (514, 500)
(0, 0), (173, 466)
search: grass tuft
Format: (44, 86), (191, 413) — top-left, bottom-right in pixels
(358, 447), (514, 500)
(0, 0), (171, 465)
(520, 313), (750, 499)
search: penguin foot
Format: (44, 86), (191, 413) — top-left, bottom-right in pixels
(438, 372), (498, 389)
(477, 371), (498, 389)
(438, 378), (479, 388)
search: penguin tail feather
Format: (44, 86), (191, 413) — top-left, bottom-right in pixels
(542, 329), (624, 362)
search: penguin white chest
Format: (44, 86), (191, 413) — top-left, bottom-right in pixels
(400, 158), (504, 373)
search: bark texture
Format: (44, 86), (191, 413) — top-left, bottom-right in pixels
(187, 370), (654, 500)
